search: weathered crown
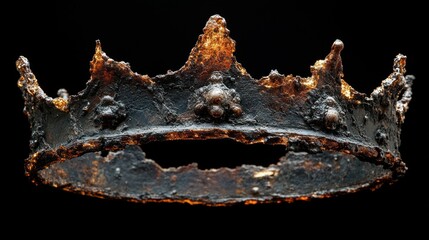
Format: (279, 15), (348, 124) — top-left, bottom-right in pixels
(17, 15), (413, 205)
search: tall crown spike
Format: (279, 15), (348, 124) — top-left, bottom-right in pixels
(180, 14), (247, 79)
(17, 15), (413, 205)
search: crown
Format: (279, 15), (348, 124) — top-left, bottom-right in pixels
(17, 15), (413, 205)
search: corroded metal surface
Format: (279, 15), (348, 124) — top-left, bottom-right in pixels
(17, 15), (413, 205)
(40, 146), (391, 205)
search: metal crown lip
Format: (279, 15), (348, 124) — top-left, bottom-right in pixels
(17, 15), (413, 205)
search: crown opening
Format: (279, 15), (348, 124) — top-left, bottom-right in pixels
(140, 139), (286, 170)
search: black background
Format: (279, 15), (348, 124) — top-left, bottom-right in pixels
(4, 0), (427, 223)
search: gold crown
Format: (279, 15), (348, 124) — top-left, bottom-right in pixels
(17, 15), (413, 205)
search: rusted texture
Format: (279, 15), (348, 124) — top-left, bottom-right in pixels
(180, 15), (245, 80)
(39, 145), (391, 205)
(17, 15), (413, 205)
(94, 96), (127, 129)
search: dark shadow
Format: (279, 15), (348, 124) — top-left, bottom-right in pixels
(141, 139), (286, 170)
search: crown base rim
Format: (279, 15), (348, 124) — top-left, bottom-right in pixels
(27, 127), (404, 205)
(37, 145), (393, 206)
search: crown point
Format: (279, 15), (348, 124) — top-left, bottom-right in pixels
(204, 14), (228, 32)
(371, 53), (412, 121)
(16, 56), (30, 75)
(310, 40), (345, 90)
(181, 15), (239, 80)
(16, 56), (46, 98)
(332, 39), (344, 52)
(318, 39), (344, 87)
(91, 40), (107, 78)
(94, 40), (103, 59)
(393, 54), (407, 74)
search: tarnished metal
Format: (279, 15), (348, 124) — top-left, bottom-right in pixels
(17, 15), (413, 205)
